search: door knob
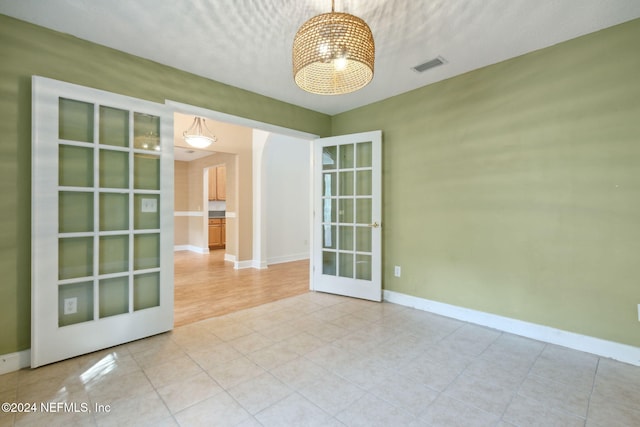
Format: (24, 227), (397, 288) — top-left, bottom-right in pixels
(369, 222), (380, 228)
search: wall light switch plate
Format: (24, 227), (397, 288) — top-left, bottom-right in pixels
(637, 304), (640, 322)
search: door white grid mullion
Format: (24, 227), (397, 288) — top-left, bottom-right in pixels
(32, 76), (174, 368)
(128, 109), (135, 314)
(312, 131), (382, 302)
(92, 102), (100, 324)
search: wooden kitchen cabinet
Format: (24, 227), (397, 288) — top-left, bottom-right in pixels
(208, 171), (215, 201)
(207, 165), (226, 201)
(208, 218), (226, 249)
(216, 165), (226, 200)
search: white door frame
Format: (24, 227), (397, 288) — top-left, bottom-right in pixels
(165, 100), (318, 274)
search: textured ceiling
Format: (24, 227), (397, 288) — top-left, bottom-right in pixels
(2, 0), (640, 115)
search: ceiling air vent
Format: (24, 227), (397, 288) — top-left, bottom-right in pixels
(412, 56), (446, 73)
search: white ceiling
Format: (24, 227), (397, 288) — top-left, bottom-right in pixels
(174, 145), (215, 162)
(2, 0), (640, 115)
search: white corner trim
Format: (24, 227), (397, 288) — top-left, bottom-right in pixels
(252, 260), (268, 269)
(0, 349), (31, 374)
(234, 260), (255, 270)
(383, 290), (640, 366)
(239, 256), (311, 270)
(174, 245), (209, 254)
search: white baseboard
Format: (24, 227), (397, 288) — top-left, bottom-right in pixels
(224, 253), (236, 263)
(0, 349), (31, 374)
(234, 260), (255, 270)
(383, 290), (640, 366)
(252, 260), (268, 269)
(174, 245), (209, 254)
(234, 254), (309, 270)
(267, 253), (309, 266)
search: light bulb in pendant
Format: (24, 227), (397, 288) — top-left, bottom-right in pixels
(334, 56), (347, 71)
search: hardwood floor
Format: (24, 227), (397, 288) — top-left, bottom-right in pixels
(174, 250), (310, 327)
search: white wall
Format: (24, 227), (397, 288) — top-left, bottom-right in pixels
(264, 133), (311, 264)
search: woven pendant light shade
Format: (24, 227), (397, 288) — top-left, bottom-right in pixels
(293, 2), (374, 95)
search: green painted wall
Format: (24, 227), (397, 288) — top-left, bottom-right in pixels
(333, 18), (640, 347)
(2, 12), (639, 356)
(0, 15), (331, 355)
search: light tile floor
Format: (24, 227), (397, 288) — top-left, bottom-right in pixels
(1, 292), (639, 426)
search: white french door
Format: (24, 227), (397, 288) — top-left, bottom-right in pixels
(312, 131), (382, 301)
(31, 76), (174, 367)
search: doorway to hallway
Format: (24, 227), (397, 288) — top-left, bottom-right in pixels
(173, 250), (309, 327)
(169, 101), (317, 328)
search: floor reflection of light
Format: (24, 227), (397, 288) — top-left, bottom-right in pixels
(52, 386), (69, 401)
(79, 353), (117, 385)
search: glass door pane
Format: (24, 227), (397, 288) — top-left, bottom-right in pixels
(134, 155), (160, 190)
(58, 237), (93, 280)
(59, 145), (93, 187)
(134, 194), (160, 229)
(32, 76), (173, 368)
(133, 113), (160, 151)
(322, 251), (337, 276)
(320, 141), (375, 281)
(99, 277), (129, 318)
(99, 106), (129, 147)
(59, 191), (93, 233)
(59, 98), (94, 142)
(313, 131), (381, 302)
(134, 233), (160, 270)
(54, 102), (163, 326)
(356, 254), (372, 280)
(356, 141), (372, 167)
(99, 193), (129, 231)
(323, 146), (337, 170)
(100, 150), (129, 188)
(99, 235), (129, 275)
(134, 272), (160, 311)
(58, 282), (94, 326)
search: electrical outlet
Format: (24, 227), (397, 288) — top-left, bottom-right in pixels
(394, 266), (401, 277)
(141, 198), (157, 213)
(64, 297), (77, 315)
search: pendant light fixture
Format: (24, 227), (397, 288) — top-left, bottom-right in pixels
(293, 0), (375, 95)
(183, 117), (217, 148)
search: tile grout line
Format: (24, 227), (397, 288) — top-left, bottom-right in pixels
(584, 356), (601, 425)
(5, 293), (639, 426)
(493, 332), (545, 425)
